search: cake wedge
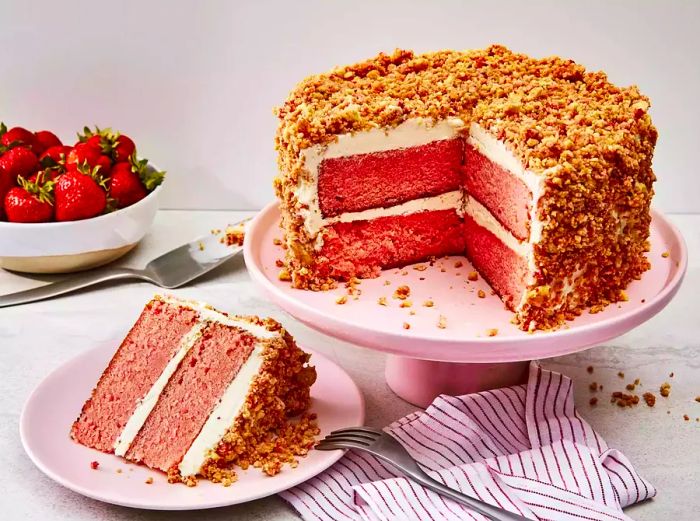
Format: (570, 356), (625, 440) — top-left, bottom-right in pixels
(70, 295), (318, 485)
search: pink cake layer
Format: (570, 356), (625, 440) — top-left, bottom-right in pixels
(70, 300), (199, 452)
(318, 209), (464, 280)
(463, 143), (532, 241)
(463, 212), (528, 310)
(317, 138), (463, 218)
(125, 322), (256, 472)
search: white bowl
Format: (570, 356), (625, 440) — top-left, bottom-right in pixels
(0, 184), (162, 274)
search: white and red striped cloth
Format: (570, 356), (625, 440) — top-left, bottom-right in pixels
(281, 362), (655, 521)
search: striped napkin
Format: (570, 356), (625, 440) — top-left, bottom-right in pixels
(281, 362), (655, 521)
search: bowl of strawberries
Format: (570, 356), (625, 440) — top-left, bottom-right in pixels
(0, 123), (165, 273)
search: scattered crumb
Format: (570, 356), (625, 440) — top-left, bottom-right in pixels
(660, 382), (671, 398)
(477, 290), (486, 299)
(683, 414), (690, 421)
(619, 290), (629, 302)
(419, 277), (426, 281)
(409, 310), (416, 316)
(275, 259), (284, 267)
(402, 322), (411, 330)
(455, 272), (461, 276)
(393, 285), (411, 300)
(641, 299), (646, 303)
(335, 295), (347, 305)
(198, 241), (205, 251)
(224, 221), (247, 246)
(589, 397), (598, 406)
(145, 477), (154, 485)
(437, 315), (447, 329)
(210, 228), (221, 235)
(611, 392), (639, 407)
(643, 392), (656, 407)
(440, 268), (447, 273)
(377, 297), (387, 306)
(400, 300), (412, 308)
(695, 396), (700, 403)
(587, 366), (594, 374)
(589, 382), (598, 392)
(617, 372), (625, 378)
(273, 238), (283, 246)
(413, 264), (428, 271)
(401, 270), (408, 276)
(669, 372), (674, 378)
(467, 271), (478, 281)
(423, 300), (434, 307)
(383, 280), (391, 286)
(626, 383), (636, 391)
(661, 251), (670, 258)
(454, 261), (463, 268)
(90, 461), (99, 470)
(486, 328), (498, 337)
(278, 268), (291, 282)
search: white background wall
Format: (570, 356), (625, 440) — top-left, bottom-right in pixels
(2, 0), (698, 213)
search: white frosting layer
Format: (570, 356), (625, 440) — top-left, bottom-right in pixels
(463, 196), (528, 256)
(296, 117), (466, 237)
(178, 345), (265, 477)
(112, 296), (276, 476)
(113, 321), (207, 456)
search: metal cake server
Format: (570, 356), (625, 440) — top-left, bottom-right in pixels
(0, 221), (248, 308)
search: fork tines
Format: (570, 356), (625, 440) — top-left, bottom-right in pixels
(316, 426), (383, 450)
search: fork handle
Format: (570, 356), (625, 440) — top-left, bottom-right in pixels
(413, 473), (530, 521)
(0, 267), (148, 308)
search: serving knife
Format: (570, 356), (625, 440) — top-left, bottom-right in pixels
(0, 220), (247, 308)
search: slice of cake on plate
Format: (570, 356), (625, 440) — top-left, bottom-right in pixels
(71, 295), (318, 486)
(274, 45), (656, 331)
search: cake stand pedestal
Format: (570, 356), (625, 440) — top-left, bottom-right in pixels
(385, 356), (529, 407)
(245, 202), (687, 408)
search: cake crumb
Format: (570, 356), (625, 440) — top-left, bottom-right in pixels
(90, 461), (99, 470)
(116, 468), (123, 474)
(273, 238), (283, 246)
(413, 264), (428, 271)
(145, 477), (154, 484)
(660, 382), (671, 397)
(643, 392), (656, 407)
(400, 300), (412, 308)
(401, 270), (408, 276)
(669, 372), (674, 378)
(683, 414), (690, 421)
(383, 280), (391, 286)
(423, 300), (434, 307)
(589, 382), (598, 392)
(224, 221), (247, 246)
(617, 372), (625, 378)
(409, 310), (416, 316)
(275, 259), (284, 267)
(695, 396), (700, 403)
(661, 251), (670, 258)
(467, 271), (478, 281)
(589, 397), (598, 406)
(486, 328), (498, 337)
(335, 295), (347, 305)
(393, 285), (411, 300)
(198, 241), (205, 251)
(454, 261), (463, 268)
(437, 315), (447, 329)
(440, 267), (447, 273)
(587, 366), (594, 374)
(403, 322), (411, 330)
(626, 383), (636, 391)
(278, 268), (291, 282)
(477, 289), (486, 299)
(611, 392), (639, 407)
(378, 297), (387, 306)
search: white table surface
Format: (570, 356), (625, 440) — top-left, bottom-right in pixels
(1, 210), (698, 521)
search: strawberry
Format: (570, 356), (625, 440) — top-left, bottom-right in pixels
(0, 123), (40, 153)
(34, 130), (62, 154)
(112, 134), (135, 163)
(4, 172), (55, 223)
(0, 146), (40, 182)
(55, 166), (107, 221)
(130, 156), (165, 191)
(0, 164), (14, 220)
(40, 145), (72, 165)
(66, 142), (102, 170)
(109, 162), (146, 208)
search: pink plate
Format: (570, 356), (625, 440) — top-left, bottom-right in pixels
(244, 203), (687, 364)
(20, 344), (364, 510)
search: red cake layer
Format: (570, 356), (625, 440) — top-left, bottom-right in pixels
(463, 143), (531, 241)
(125, 322), (256, 472)
(71, 300), (199, 452)
(318, 138), (463, 218)
(463, 212), (528, 310)
(318, 208), (464, 280)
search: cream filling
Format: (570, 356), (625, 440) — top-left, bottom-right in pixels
(112, 295), (278, 473)
(178, 344), (265, 477)
(296, 117), (467, 237)
(463, 196), (528, 257)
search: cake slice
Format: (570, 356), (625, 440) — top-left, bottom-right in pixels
(71, 295), (318, 485)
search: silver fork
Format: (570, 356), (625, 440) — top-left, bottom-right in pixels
(317, 427), (530, 521)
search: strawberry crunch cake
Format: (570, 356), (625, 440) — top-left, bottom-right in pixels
(274, 45), (656, 331)
(71, 295), (318, 486)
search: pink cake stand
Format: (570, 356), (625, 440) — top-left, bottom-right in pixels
(244, 203), (687, 407)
